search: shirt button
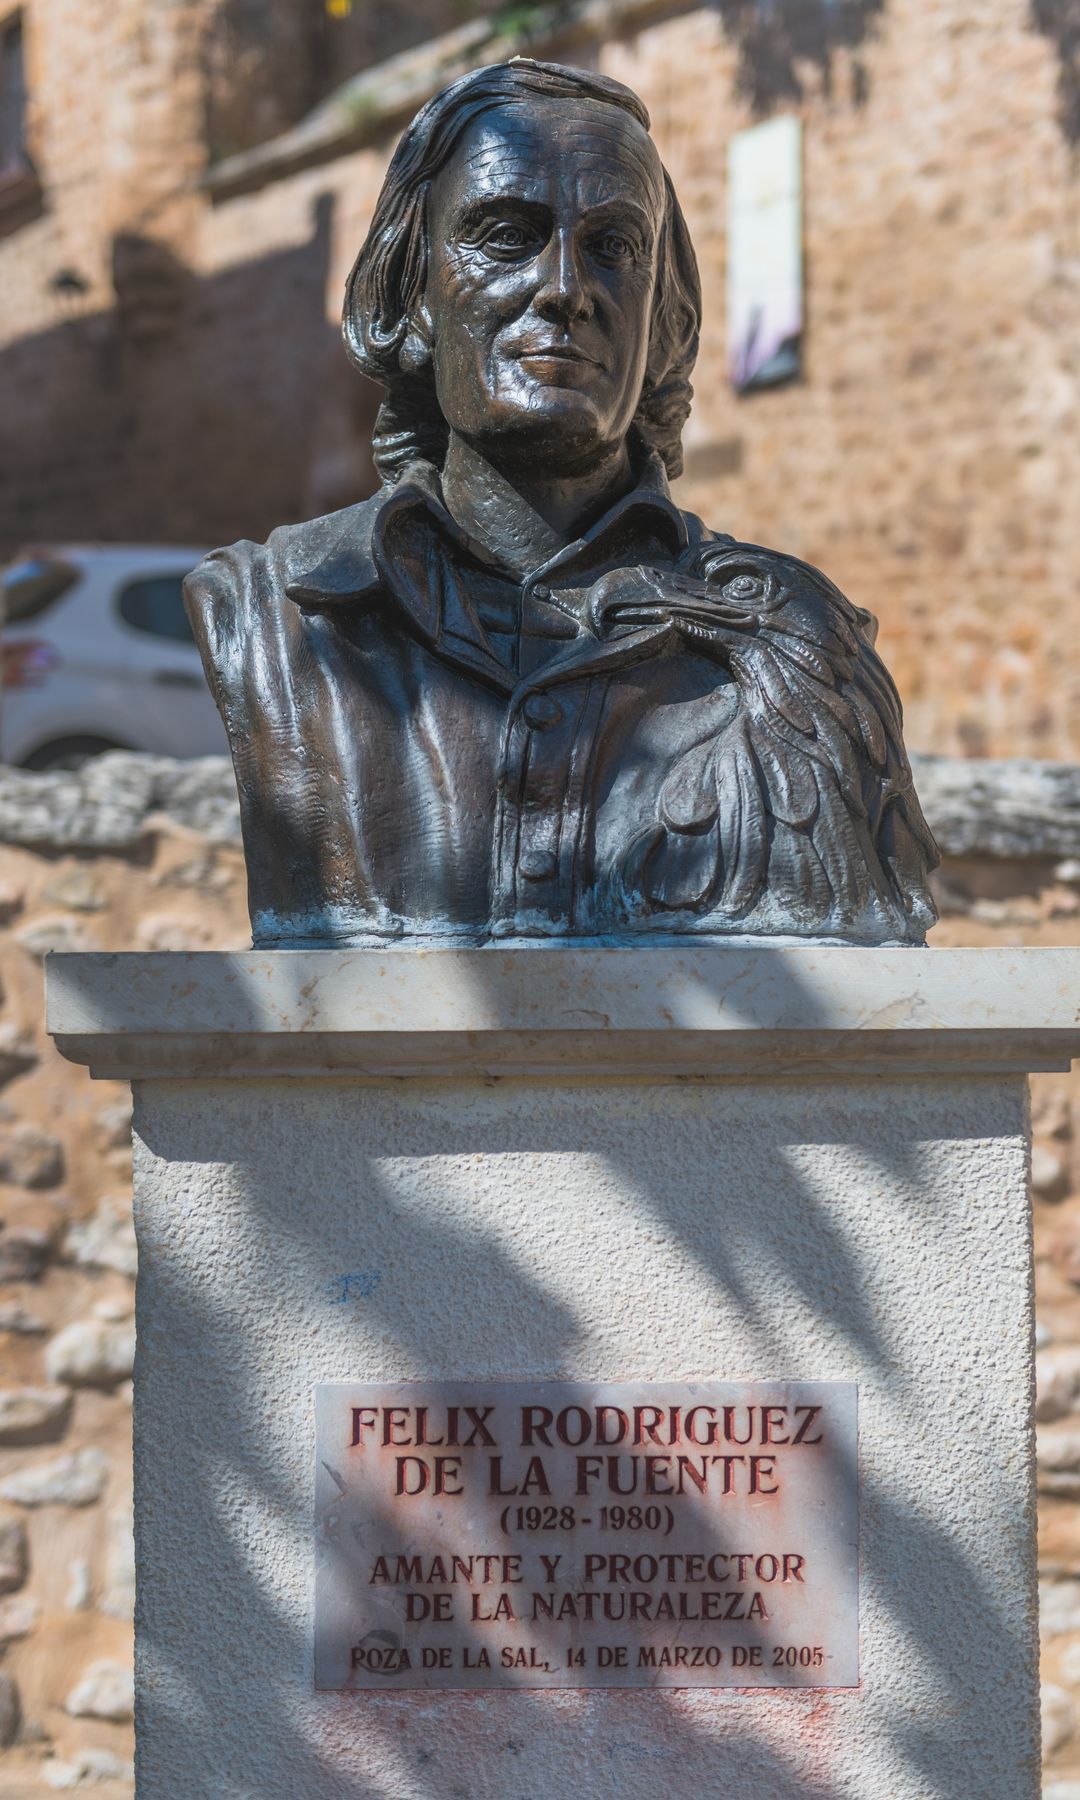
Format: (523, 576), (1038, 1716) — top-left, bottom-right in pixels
(531, 583), (552, 601)
(522, 692), (563, 729)
(518, 846), (558, 882)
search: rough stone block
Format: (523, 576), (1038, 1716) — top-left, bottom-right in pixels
(46, 1320), (135, 1389)
(0, 1449), (110, 1509)
(0, 1386), (72, 1445)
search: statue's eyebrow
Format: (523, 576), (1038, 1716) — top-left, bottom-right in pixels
(451, 195), (549, 237)
(579, 197), (655, 233)
(449, 193), (655, 242)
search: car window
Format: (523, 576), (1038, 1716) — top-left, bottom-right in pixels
(1, 556), (78, 623)
(117, 574), (195, 644)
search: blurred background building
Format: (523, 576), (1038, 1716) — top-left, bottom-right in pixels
(1, 0), (1080, 1792)
(1, 0), (1078, 761)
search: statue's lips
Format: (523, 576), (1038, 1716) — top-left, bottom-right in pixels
(513, 344), (604, 369)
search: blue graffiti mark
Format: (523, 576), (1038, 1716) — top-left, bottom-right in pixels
(605, 1740), (675, 1765)
(325, 1270), (382, 1304)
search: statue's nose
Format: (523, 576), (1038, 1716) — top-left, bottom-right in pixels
(534, 231), (594, 324)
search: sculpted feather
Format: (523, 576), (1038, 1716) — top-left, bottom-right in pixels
(589, 543), (939, 943)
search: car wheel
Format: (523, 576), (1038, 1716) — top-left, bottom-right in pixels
(21, 735), (132, 772)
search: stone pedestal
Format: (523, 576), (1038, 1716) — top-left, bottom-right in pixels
(47, 946), (1080, 1800)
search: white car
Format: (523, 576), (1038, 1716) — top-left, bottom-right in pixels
(0, 545), (227, 768)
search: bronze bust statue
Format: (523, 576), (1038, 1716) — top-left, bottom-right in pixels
(185, 59), (937, 948)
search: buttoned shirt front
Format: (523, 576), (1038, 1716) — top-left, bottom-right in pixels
(187, 452), (736, 944)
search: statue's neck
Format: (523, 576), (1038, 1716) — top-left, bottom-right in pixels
(440, 433), (635, 579)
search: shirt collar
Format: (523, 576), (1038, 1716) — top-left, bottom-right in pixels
(285, 444), (689, 615)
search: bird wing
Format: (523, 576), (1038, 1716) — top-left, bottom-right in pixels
(591, 545), (939, 940)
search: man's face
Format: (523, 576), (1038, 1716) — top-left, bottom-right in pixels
(422, 97), (665, 473)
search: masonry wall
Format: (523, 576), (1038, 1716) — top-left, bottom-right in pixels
(0, 780), (248, 1796)
(629, 0), (1080, 765)
(0, 0), (378, 554)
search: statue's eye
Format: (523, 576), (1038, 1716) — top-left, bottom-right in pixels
(596, 230), (635, 263)
(482, 222), (535, 255)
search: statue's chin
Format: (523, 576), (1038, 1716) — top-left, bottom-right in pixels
(460, 402), (624, 478)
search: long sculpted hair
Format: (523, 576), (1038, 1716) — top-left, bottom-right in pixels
(343, 60), (702, 485)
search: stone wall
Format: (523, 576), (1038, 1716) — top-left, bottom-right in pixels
(0, 762), (249, 1796)
(202, 0), (489, 164)
(0, 753), (1075, 1792)
(635, 0), (1080, 766)
(0, 0), (380, 554)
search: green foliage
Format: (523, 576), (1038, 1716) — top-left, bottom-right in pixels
(489, 2), (549, 42)
(342, 88), (381, 130)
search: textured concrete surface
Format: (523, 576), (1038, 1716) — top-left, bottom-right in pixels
(130, 1068), (1037, 1798)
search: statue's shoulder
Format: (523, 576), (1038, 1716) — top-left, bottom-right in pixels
(183, 492), (384, 623)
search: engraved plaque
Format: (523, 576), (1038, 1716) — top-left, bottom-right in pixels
(314, 1380), (858, 1690)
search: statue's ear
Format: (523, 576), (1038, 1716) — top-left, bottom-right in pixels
(400, 299), (434, 375)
